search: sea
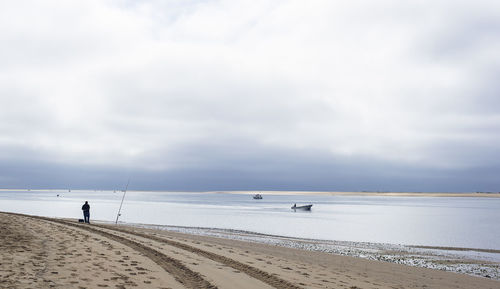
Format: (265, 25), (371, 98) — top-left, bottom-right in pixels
(1, 189), (499, 250)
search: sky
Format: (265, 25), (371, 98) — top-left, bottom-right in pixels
(1, 0), (499, 192)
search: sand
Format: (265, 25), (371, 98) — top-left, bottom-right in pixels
(1, 212), (499, 289)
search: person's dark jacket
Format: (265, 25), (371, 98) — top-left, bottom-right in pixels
(82, 203), (90, 212)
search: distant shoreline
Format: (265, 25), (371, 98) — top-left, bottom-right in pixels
(2, 188), (500, 197)
(216, 191), (500, 198)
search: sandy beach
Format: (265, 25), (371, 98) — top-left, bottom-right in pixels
(1, 212), (499, 289)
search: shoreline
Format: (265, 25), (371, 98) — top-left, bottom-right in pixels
(123, 221), (500, 253)
(125, 222), (500, 280)
(2, 188), (500, 198)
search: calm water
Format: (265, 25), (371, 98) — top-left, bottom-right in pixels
(1, 190), (499, 250)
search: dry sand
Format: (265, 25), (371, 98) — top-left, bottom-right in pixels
(1, 212), (498, 289)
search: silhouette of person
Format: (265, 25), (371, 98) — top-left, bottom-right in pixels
(82, 201), (90, 223)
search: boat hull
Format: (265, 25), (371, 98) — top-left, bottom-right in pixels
(291, 204), (313, 210)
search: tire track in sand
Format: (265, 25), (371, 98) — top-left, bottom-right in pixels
(93, 223), (304, 289)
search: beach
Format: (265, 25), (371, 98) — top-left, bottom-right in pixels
(1, 212), (498, 289)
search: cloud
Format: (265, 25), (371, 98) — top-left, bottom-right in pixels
(1, 0), (499, 190)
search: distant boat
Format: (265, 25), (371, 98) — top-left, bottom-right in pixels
(253, 194), (263, 199)
(291, 204), (312, 211)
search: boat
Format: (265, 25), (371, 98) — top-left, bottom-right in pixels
(253, 194), (263, 199)
(291, 204), (312, 211)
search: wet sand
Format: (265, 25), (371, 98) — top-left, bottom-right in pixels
(1, 212), (499, 289)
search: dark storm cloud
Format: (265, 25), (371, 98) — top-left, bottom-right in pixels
(2, 145), (497, 192)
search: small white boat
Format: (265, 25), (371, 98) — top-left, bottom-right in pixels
(291, 204), (313, 211)
(253, 194), (263, 199)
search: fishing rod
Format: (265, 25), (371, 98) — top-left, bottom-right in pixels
(115, 178), (130, 224)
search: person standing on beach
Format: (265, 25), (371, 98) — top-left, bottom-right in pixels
(82, 201), (90, 223)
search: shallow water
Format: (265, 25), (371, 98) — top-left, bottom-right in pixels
(1, 190), (499, 250)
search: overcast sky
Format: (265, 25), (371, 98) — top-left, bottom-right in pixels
(1, 0), (499, 192)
